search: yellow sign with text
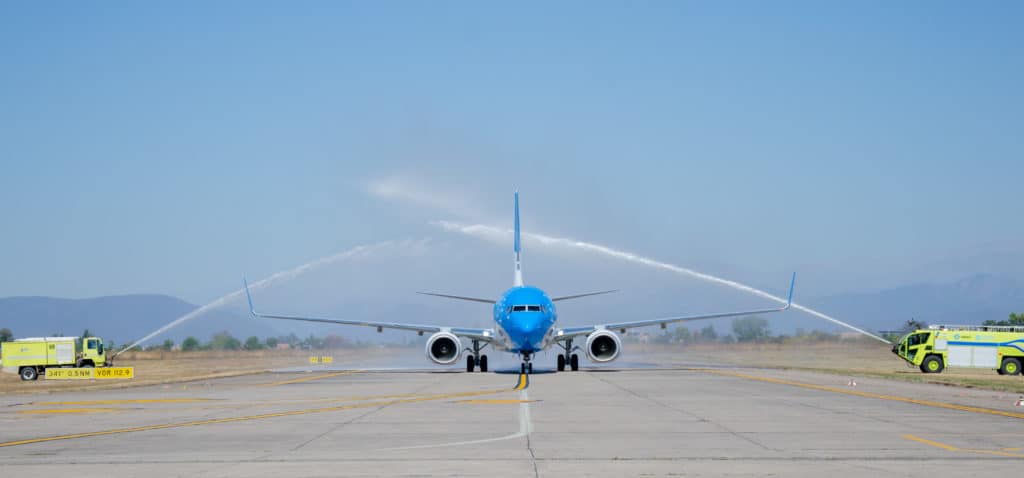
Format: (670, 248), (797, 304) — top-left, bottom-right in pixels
(45, 368), (94, 380)
(94, 367), (134, 379)
(44, 367), (134, 380)
(309, 356), (334, 364)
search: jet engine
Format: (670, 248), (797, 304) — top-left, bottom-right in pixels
(585, 330), (621, 363)
(425, 331), (462, 365)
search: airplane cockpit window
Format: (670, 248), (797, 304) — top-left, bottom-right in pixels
(527, 305), (541, 312)
(512, 305), (527, 312)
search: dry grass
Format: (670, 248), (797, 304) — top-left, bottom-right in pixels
(636, 340), (1024, 393)
(0, 348), (387, 395)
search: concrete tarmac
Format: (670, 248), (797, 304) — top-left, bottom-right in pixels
(2, 365), (1023, 477)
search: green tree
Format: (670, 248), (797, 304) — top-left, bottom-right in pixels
(672, 326), (691, 344)
(732, 317), (770, 342)
(162, 339), (174, 351)
(81, 328), (92, 339)
(900, 319), (927, 334)
(181, 336), (200, 351)
(210, 331), (241, 350)
(0, 328), (13, 342)
(1009, 313), (1024, 325)
(698, 325), (718, 342)
(244, 336), (264, 350)
(265, 337), (279, 349)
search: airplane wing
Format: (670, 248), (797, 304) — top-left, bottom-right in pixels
(243, 279), (497, 343)
(553, 273), (796, 340)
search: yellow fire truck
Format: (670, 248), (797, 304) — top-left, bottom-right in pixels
(892, 324), (1024, 375)
(1, 336), (110, 381)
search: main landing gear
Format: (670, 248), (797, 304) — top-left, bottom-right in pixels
(556, 339), (580, 372)
(466, 339), (489, 372)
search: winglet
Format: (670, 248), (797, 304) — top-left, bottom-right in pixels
(243, 276), (257, 319)
(784, 272), (796, 309)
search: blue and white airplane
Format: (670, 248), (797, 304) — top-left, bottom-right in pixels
(244, 192), (795, 374)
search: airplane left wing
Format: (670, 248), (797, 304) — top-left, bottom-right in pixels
(243, 279), (497, 343)
(553, 273), (795, 340)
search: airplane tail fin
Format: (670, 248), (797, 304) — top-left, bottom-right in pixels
(514, 190), (523, 287)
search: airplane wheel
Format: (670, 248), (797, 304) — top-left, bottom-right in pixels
(528, 363), (533, 374)
(466, 355), (475, 373)
(556, 354), (565, 372)
(570, 354), (579, 371)
(480, 355), (488, 372)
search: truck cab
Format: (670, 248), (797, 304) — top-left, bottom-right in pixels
(79, 337), (107, 367)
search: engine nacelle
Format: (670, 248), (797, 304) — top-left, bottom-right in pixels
(585, 330), (622, 363)
(425, 331), (462, 365)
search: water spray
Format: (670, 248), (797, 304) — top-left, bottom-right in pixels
(433, 220), (891, 344)
(115, 239), (429, 357)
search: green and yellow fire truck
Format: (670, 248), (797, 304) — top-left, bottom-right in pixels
(892, 325), (1024, 375)
(1, 336), (110, 381)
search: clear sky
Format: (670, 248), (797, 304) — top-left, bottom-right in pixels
(1, 2), (1022, 304)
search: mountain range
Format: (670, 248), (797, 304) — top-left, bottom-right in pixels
(1, 274), (1021, 345)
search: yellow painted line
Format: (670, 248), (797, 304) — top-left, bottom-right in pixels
(457, 399), (536, 405)
(903, 434), (1024, 458)
(513, 373), (529, 390)
(18, 408), (121, 415)
(1004, 447), (1022, 451)
(34, 398), (214, 406)
(702, 369), (1024, 420)
(0, 387), (510, 448)
(260, 370), (359, 386)
(902, 434), (957, 451)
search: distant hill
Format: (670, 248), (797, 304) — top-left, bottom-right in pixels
(0, 294), (278, 346)
(803, 274), (1024, 333)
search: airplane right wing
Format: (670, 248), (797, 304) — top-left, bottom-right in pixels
(553, 273), (795, 341)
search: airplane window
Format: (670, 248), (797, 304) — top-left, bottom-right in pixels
(512, 305), (526, 312)
(527, 305), (541, 312)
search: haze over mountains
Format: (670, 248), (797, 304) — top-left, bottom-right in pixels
(1, 274), (1020, 345)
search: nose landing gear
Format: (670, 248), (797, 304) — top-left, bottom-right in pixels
(520, 352), (533, 374)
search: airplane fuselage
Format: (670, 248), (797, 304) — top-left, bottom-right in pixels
(493, 286), (557, 353)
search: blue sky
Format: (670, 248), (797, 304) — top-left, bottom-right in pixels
(1, 2), (1022, 304)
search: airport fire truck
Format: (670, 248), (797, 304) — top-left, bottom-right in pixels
(892, 325), (1024, 375)
(1, 336), (111, 380)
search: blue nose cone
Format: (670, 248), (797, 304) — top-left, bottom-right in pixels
(512, 313), (549, 351)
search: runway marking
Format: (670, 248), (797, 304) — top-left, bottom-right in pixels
(0, 387), (509, 449)
(17, 408), (121, 415)
(384, 389), (533, 451)
(903, 434), (1024, 458)
(259, 370), (360, 386)
(703, 369), (1024, 420)
(457, 399), (536, 404)
(34, 398), (214, 406)
(513, 373), (529, 390)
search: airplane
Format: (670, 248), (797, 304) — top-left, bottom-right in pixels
(244, 191), (795, 374)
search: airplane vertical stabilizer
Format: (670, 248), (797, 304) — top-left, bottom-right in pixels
(514, 190), (523, 287)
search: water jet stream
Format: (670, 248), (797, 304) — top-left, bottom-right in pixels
(433, 220), (890, 344)
(116, 239), (428, 356)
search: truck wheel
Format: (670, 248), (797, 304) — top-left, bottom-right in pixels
(79, 362), (94, 369)
(920, 355), (944, 374)
(20, 367), (38, 381)
(1000, 358), (1021, 376)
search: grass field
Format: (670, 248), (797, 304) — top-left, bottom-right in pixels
(0, 348), (384, 394)
(639, 340), (1024, 394)
(4, 341), (1024, 394)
